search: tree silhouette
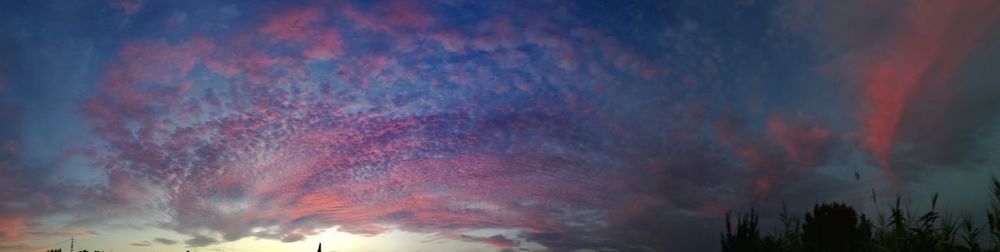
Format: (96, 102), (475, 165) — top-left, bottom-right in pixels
(721, 209), (779, 252)
(801, 202), (872, 252)
(718, 176), (1000, 252)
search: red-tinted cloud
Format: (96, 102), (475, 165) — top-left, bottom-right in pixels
(767, 114), (833, 169)
(716, 114), (836, 199)
(343, 0), (434, 32)
(858, 0), (1000, 177)
(303, 28), (344, 60)
(259, 8), (324, 42)
(69, 1), (788, 251)
(0, 213), (29, 242)
(716, 117), (782, 199)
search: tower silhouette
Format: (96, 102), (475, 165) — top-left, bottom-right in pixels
(317, 243), (321, 252)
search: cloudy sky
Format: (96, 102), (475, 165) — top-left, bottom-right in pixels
(1, 0), (999, 251)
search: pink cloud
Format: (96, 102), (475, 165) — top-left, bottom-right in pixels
(0, 213), (30, 242)
(344, 0), (434, 32)
(259, 8), (324, 42)
(857, 0), (1000, 179)
(767, 114), (833, 169)
(89, 38), (213, 122)
(573, 28), (666, 79)
(715, 114), (836, 200)
(0, 167), (36, 244)
(303, 28), (345, 60)
(470, 18), (518, 52)
(207, 50), (293, 84)
(428, 31), (467, 53)
(71, 2), (717, 250)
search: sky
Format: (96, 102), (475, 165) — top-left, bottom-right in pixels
(1, 0), (999, 251)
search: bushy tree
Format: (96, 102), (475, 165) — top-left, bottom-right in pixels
(801, 202), (872, 252)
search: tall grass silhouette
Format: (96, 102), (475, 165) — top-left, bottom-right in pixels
(721, 176), (1000, 252)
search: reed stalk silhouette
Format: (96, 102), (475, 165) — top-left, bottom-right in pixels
(721, 176), (1000, 252)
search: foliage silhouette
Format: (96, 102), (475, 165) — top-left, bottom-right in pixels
(722, 209), (774, 252)
(801, 202), (872, 252)
(721, 176), (1000, 252)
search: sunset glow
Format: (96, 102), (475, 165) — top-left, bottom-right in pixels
(1, 0), (1000, 251)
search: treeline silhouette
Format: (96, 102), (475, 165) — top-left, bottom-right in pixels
(721, 177), (1000, 252)
(45, 250), (105, 252)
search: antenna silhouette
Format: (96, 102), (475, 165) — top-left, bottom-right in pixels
(70, 237), (74, 252)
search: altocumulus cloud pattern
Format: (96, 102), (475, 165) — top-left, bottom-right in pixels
(1, 0), (1000, 251)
